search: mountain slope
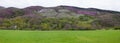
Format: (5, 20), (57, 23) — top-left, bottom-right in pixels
(0, 5), (120, 30)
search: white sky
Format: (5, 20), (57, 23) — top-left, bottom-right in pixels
(0, 0), (120, 11)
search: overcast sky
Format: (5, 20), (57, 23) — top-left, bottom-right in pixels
(0, 0), (120, 11)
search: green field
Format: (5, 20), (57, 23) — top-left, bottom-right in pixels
(0, 30), (120, 43)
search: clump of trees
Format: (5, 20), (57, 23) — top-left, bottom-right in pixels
(0, 13), (120, 30)
(0, 14), (99, 30)
(0, 7), (120, 30)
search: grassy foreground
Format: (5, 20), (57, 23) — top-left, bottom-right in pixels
(0, 30), (120, 43)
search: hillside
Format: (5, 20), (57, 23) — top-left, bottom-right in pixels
(0, 5), (120, 30)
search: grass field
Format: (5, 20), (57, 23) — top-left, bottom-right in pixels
(0, 30), (120, 43)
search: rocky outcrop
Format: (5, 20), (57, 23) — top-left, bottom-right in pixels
(38, 8), (79, 18)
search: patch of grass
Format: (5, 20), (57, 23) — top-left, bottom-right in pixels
(0, 30), (120, 43)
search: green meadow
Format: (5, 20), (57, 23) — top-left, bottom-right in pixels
(0, 30), (120, 43)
